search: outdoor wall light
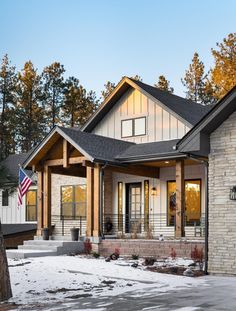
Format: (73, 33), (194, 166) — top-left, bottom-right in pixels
(230, 186), (236, 200)
(151, 187), (157, 196)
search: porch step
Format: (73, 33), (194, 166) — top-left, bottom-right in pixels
(7, 240), (84, 259)
(7, 249), (57, 259)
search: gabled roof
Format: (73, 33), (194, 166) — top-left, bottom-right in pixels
(82, 77), (212, 132)
(0, 153), (32, 185)
(177, 85), (236, 156)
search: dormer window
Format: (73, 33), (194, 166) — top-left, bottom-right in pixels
(121, 117), (146, 138)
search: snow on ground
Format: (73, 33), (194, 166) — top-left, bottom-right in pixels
(7, 255), (207, 307)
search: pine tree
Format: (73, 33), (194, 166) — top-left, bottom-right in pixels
(154, 75), (174, 93)
(42, 62), (65, 129)
(15, 61), (46, 152)
(210, 33), (236, 100)
(0, 55), (17, 160)
(101, 81), (115, 100)
(61, 77), (98, 127)
(181, 52), (214, 104)
(131, 75), (142, 81)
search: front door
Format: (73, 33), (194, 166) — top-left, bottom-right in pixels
(125, 183), (142, 233)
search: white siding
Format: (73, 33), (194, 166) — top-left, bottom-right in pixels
(0, 186), (37, 224)
(93, 88), (191, 143)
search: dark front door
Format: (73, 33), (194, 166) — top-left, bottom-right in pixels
(125, 183), (142, 233)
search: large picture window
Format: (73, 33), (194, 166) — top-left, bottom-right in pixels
(121, 117), (146, 138)
(26, 190), (37, 221)
(61, 185), (86, 219)
(167, 179), (201, 226)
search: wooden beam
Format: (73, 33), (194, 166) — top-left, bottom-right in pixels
(36, 171), (44, 236)
(51, 166), (86, 178)
(175, 160), (185, 238)
(86, 167), (94, 236)
(43, 165), (51, 231)
(107, 165), (159, 178)
(63, 139), (69, 168)
(93, 165), (100, 237)
(82, 160), (94, 168)
(45, 156), (87, 167)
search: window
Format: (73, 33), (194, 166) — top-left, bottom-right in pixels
(61, 185), (86, 219)
(2, 190), (9, 206)
(121, 117), (146, 138)
(26, 190), (37, 221)
(167, 180), (201, 226)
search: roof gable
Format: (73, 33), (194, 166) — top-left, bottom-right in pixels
(177, 86), (236, 156)
(82, 77), (212, 132)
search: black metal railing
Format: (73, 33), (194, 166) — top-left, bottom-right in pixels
(51, 215), (87, 236)
(102, 212), (205, 239)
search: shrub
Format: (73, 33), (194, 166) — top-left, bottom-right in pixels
(132, 254), (139, 260)
(144, 257), (156, 266)
(191, 245), (204, 270)
(92, 252), (100, 258)
(170, 248), (177, 260)
(84, 238), (92, 254)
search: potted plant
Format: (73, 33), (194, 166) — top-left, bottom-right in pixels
(42, 228), (49, 240)
(70, 227), (80, 241)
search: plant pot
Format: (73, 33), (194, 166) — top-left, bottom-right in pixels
(70, 228), (80, 241)
(42, 228), (49, 240)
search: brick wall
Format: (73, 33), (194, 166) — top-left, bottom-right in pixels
(209, 111), (236, 274)
(96, 239), (204, 258)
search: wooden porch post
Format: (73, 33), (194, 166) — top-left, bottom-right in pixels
(36, 171), (44, 235)
(43, 165), (52, 231)
(86, 167), (94, 236)
(175, 160), (185, 238)
(93, 165), (101, 237)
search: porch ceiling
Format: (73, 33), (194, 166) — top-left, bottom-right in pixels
(141, 158), (202, 168)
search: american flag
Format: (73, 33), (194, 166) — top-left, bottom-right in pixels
(17, 167), (32, 207)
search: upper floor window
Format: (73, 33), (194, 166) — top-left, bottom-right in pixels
(2, 190), (9, 206)
(121, 117), (146, 138)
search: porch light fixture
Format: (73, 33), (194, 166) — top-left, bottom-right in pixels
(230, 186), (236, 200)
(151, 186), (157, 196)
(165, 161), (169, 164)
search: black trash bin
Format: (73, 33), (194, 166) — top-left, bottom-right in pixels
(42, 228), (49, 240)
(70, 227), (80, 241)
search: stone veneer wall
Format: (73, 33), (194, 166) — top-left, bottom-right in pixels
(208, 111), (236, 274)
(51, 174), (87, 236)
(95, 239), (204, 258)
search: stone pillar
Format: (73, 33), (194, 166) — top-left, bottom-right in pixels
(43, 165), (52, 231)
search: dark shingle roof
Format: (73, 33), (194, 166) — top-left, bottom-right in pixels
(0, 153), (32, 181)
(130, 79), (213, 126)
(2, 223), (37, 236)
(116, 139), (181, 161)
(59, 127), (135, 163)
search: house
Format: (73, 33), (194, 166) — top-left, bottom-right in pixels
(177, 86), (236, 275)
(22, 77), (212, 258)
(0, 153), (37, 247)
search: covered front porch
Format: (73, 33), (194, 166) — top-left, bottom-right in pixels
(24, 127), (206, 242)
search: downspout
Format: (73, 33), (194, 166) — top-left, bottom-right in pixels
(185, 154), (209, 275)
(100, 162), (108, 238)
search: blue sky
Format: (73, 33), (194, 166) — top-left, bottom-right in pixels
(0, 0), (235, 98)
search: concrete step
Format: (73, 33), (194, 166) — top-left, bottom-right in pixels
(7, 249), (57, 259)
(18, 244), (58, 251)
(24, 240), (64, 247)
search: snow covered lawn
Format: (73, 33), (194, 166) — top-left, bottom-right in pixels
(7, 255), (207, 308)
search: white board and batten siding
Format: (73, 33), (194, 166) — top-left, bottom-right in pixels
(0, 186), (37, 224)
(93, 88), (191, 143)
